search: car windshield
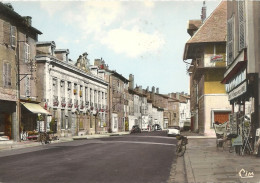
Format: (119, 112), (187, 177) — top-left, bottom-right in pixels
(168, 126), (180, 130)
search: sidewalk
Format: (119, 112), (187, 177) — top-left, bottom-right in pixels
(0, 132), (130, 151)
(182, 138), (260, 183)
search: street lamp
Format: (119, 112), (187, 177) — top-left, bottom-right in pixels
(16, 40), (37, 141)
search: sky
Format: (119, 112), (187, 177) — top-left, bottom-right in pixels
(7, 0), (221, 94)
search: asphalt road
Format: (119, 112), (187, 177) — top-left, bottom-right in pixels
(0, 131), (178, 183)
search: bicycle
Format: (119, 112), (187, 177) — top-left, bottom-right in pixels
(38, 132), (51, 144)
(175, 135), (188, 157)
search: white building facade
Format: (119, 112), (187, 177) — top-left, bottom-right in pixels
(36, 42), (108, 137)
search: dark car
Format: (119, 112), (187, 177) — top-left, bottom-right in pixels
(152, 124), (162, 131)
(130, 125), (141, 134)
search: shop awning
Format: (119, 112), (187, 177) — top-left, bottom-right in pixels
(21, 102), (50, 115)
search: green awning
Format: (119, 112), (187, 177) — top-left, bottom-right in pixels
(22, 102), (50, 115)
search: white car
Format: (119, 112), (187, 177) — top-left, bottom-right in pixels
(167, 126), (180, 137)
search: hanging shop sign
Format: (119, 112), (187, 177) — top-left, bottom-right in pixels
(210, 55), (223, 62)
(228, 81), (247, 101)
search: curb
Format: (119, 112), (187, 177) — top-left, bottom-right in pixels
(184, 149), (196, 183)
(187, 136), (216, 139)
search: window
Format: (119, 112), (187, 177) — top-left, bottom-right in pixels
(10, 26), (16, 48)
(3, 62), (11, 88)
(61, 110), (65, 129)
(25, 75), (31, 97)
(227, 16), (234, 65)
(238, 1), (245, 51)
(24, 43), (30, 63)
(85, 87), (88, 102)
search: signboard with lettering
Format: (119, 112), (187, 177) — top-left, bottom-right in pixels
(210, 55), (223, 62)
(232, 135), (243, 146)
(228, 81), (247, 101)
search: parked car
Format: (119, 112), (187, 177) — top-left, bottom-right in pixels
(130, 125), (141, 134)
(167, 126), (180, 137)
(152, 124), (162, 131)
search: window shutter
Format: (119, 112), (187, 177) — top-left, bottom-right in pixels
(7, 63), (11, 87)
(25, 43), (30, 63)
(10, 26), (17, 48)
(227, 17), (233, 65)
(3, 22), (10, 45)
(238, 1), (245, 51)
(3, 62), (11, 88)
(19, 42), (25, 61)
(3, 62), (7, 87)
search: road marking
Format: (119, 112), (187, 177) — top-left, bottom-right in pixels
(106, 141), (176, 146)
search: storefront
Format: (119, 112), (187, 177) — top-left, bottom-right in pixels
(222, 56), (259, 155)
(0, 100), (16, 140)
(20, 102), (50, 140)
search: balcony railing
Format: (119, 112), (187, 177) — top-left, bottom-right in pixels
(53, 96), (59, 106)
(68, 99), (73, 108)
(74, 99), (78, 108)
(80, 101), (84, 109)
(61, 97), (66, 108)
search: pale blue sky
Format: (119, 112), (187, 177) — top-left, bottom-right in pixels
(8, 0), (221, 94)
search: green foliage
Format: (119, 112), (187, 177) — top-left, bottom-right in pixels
(125, 121), (129, 131)
(49, 117), (57, 133)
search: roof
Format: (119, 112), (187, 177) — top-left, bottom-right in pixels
(106, 69), (129, 83)
(37, 41), (56, 47)
(187, 1), (227, 44)
(187, 20), (202, 36)
(183, 1), (227, 60)
(0, 2), (42, 35)
(128, 88), (147, 97)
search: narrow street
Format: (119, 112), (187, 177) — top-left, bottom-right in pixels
(0, 131), (178, 183)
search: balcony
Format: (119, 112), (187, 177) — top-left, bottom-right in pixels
(61, 97), (66, 108)
(74, 99), (78, 108)
(67, 99), (73, 108)
(80, 101), (84, 109)
(53, 96), (59, 107)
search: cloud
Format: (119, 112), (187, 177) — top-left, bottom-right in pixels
(64, 1), (123, 35)
(40, 1), (71, 17)
(100, 26), (165, 58)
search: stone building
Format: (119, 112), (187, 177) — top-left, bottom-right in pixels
(36, 42), (108, 137)
(94, 59), (129, 133)
(0, 3), (43, 141)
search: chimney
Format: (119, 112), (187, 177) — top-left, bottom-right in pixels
(176, 92), (180, 99)
(152, 86), (155, 93)
(156, 88), (159, 94)
(129, 74), (134, 90)
(23, 16), (32, 26)
(201, 1), (206, 23)
(146, 86), (149, 92)
(139, 86), (143, 93)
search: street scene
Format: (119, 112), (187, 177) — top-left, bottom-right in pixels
(1, 0), (260, 182)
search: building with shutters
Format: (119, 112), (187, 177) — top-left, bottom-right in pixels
(221, 0), (260, 149)
(183, 1), (232, 136)
(36, 42), (108, 137)
(0, 3), (43, 141)
(94, 59), (129, 133)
